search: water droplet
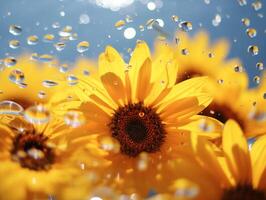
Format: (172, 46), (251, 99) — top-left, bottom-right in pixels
(60, 11), (65, 17)
(59, 64), (69, 73)
(246, 28), (257, 38)
(147, 1), (156, 11)
(156, 19), (164, 27)
(24, 105), (50, 124)
(139, 25), (145, 32)
(79, 14), (90, 24)
(42, 80), (58, 88)
(52, 22), (60, 29)
(4, 57), (17, 67)
(146, 18), (156, 29)
(64, 110), (85, 127)
(237, 0), (247, 6)
(124, 27), (136, 40)
(179, 21), (193, 32)
(172, 15), (179, 22)
(248, 45), (259, 56)
(181, 48), (189, 55)
(256, 62), (264, 71)
(125, 15), (133, 23)
(38, 91), (46, 99)
(67, 74), (79, 86)
(59, 26), (72, 37)
(69, 33), (78, 41)
(54, 42), (66, 51)
(77, 41), (90, 53)
(0, 100), (24, 115)
(234, 65), (244, 72)
(43, 34), (55, 43)
(99, 136), (120, 153)
(253, 76), (260, 84)
(252, 1), (262, 11)
(212, 14), (222, 27)
(9, 25), (22, 35)
(38, 54), (54, 63)
(9, 40), (20, 49)
(137, 152), (149, 171)
(241, 18), (250, 26)
(217, 79), (224, 84)
(9, 69), (25, 84)
(27, 35), (39, 45)
(115, 20), (126, 30)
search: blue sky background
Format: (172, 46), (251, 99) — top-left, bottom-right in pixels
(0, 0), (265, 87)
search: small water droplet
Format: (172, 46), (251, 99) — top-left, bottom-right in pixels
(67, 74), (79, 86)
(181, 48), (189, 55)
(253, 76), (260, 84)
(125, 15), (133, 23)
(172, 15), (179, 22)
(147, 1), (156, 11)
(59, 26), (72, 37)
(42, 80), (58, 88)
(52, 22), (60, 29)
(9, 40), (20, 49)
(38, 91), (46, 99)
(0, 100), (24, 115)
(252, 1), (262, 11)
(24, 105), (50, 124)
(77, 41), (90, 53)
(9, 24), (22, 35)
(124, 27), (136, 39)
(54, 42), (66, 51)
(59, 64), (69, 73)
(43, 34), (55, 43)
(38, 54), (54, 63)
(64, 110), (85, 127)
(212, 14), (222, 27)
(248, 45), (259, 56)
(234, 65), (244, 72)
(115, 20), (126, 30)
(27, 35), (39, 45)
(4, 57), (17, 67)
(241, 18), (250, 26)
(256, 62), (264, 71)
(246, 28), (257, 38)
(237, 0), (247, 6)
(79, 14), (90, 24)
(179, 21), (193, 32)
(9, 69), (25, 84)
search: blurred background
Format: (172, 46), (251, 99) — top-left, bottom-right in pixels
(0, 0), (265, 87)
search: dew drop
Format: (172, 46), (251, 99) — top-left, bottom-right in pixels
(253, 76), (260, 84)
(115, 20), (126, 30)
(79, 14), (90, 24)
(124, 27), (136, 39)
(9, 69), (25, 84)
(52, 22), (60, 29)
(38, 91), (46, 99)
(43, 34), (55, 43)
(24, 105), (50, 124)
(246, 28), (257, 38)
(0, 100), (24, 115)
(252, 1), (262, 11)
(212, 14), (222, 27)
(179, 21), (193, 32)
(248, 45), (259, 56)
(77, 41), (90, 53)
(147, 1), (156, 11)
(59, 64), (69, 73)
(172, 15), (179, 22)
(9, 40), (20, 49)
(27, 35), (39, 45)
(256, 62), (264, 71)
(42, 80), (58, 88)
(67, 74), (79, 86)
(234, 65), (244, 72)
(38, 54), (54, 63)
(64, 110), (85, 128)
(9, 24), (22, 35)
(237, 0), (247, 6)
(54, 42), (66, 51)
(59, 26), (72, 37)
(4, 57), (17, 67)
(241, 18), (250, 26)
(181, 48), (189, 55)
(125, 15), (133, 23)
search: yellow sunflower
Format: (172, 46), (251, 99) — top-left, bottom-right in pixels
(0, 113), (96, 200)
(171, 120), (266, 200)
(155, 31), (263, 138)
(65, 41), (213, 197)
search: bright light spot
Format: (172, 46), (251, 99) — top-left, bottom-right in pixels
(147, 1), (156, 10)
(124, 27), (136, 39)
(92, 0), (135, 11)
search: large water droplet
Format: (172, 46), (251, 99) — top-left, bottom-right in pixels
(124, 27), (136, 39)
(24, 105), (50, 124)
(9, 25), (22, 35)
(0, 100), (24, 115)
(9, 69), (25, 84)
(77, 41), (90, 53)
(64, 110), (85, 127)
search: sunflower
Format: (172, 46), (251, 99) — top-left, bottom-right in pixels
(155, 31), (264, 138)
(65, 41), (213, 197)
(0, 113), (97, 200)
(171, 120), (266, 200)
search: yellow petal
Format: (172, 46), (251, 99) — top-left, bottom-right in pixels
(222, 119), (252, 185)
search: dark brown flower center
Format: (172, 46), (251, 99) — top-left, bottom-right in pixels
(11, 132), (55, 171)
(176, 70), (203, 83)
(222, 185), (266, 200)
(200, 102), (245, 130)
(109, 102), (166, 157)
